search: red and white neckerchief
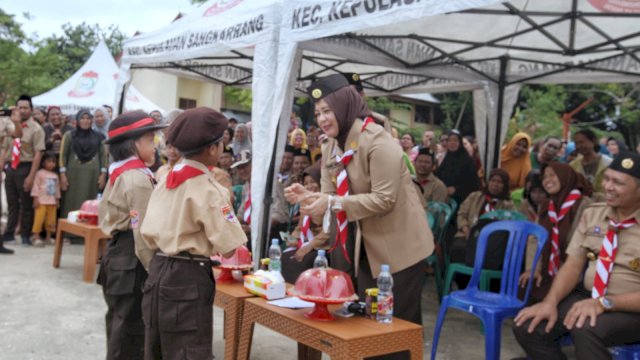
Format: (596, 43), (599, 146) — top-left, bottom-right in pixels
(166, 163), (205, 189)
(481, 195), (498, 215)
(547, 189), (582, 276)
(108, 156), (154, 185)
(592, 217), (637, 298)
(10, 138), (21, 169)
(330, 116), (375, 264)
(10, 122), (28, 169)
(243, 190), (251, 225)
(298, 215), (314, 248)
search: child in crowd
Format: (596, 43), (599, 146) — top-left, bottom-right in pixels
(30, 151), (60, 247)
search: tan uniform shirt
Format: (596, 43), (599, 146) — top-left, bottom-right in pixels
(141, 159), (247, 257)
(15, 118), (45, 162)
(0, 117), (13, 161)
(321, 118), (434, 278)
(210, 166), (233, 202)
(456, 191), (515, 238)
(566, 203), (640, 296)
(155, 163), (171, 183)
(416, 173), (449, 204)
(98, 167), (156, 269)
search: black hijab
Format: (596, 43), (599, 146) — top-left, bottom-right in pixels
(484, 168), (511, 200)
(71, 109), (103, 163)
(435, 130), (480, 203)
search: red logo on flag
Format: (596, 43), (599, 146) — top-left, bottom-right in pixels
(203, 0), (243, 17)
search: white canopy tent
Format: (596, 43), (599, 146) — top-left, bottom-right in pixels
(270, 0), (640, 177)
(119, 0), (282, 264)
(33, 41), (164, 115)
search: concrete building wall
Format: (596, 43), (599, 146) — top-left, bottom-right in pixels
(130, 69), (223, 112)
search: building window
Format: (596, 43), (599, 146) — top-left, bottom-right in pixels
(414, 104), (432, 125)
(179, 98), (197, 109)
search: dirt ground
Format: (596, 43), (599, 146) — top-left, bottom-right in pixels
(0, 243), (539, 360)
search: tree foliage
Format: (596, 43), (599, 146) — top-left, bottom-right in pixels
(0, 8), (125, 107)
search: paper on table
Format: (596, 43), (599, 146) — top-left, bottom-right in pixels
(267, 297), (314, 309)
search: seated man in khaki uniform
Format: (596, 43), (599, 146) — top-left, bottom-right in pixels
(141, 107), (246, 359)
(413, 147), (448, 205)
(513, 152), (640, 360)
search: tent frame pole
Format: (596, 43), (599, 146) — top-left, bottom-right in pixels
(493, 56), (508, 170)
(259, 122), (279, 259)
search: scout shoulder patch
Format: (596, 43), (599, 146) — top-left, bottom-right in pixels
(129, 210), (140, 229)
(221, 205), (237, 223)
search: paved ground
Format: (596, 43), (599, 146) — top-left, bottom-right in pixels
(0, 243), (556, 360)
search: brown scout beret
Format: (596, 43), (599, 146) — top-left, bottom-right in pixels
(306, 74), (350, 102)
(609, 152), (640, 180)
(167, 107), (228, 154)
(105, 110), (167, 145)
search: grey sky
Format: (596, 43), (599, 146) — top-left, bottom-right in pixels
(1, 0), (197, 41)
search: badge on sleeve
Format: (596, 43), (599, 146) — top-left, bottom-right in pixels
(129, 210), (140, 229)
(221, 205), (237, 223)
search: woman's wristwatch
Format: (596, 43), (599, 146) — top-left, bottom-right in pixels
(331, 196), (344, 213)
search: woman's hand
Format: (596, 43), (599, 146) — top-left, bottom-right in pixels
(301, 193), (329, 218)
(98, 173), (106, 190)
(284, 183), (309, 204)
(519, 270), (543, 288)
(293, 244), (313, 262)
(60, 173), (69, 191)
(447, 186), (456, 195)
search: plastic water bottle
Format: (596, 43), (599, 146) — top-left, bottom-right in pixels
(376, 264), (394, 324)
(313, 249), (328, 268)
(268, 239), (282, 272)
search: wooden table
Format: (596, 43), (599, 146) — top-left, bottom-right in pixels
(237, 297), (424, 360)
(213, 281), (255, 360)
(52, 219), (110, 283)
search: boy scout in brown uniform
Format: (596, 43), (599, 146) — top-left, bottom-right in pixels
(4, 95), (45, 246)
(98, 111), (166, 360)
(140, 107), (246, 360)
(513, 152), (640, 360)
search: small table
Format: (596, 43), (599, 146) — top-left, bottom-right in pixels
(237, 297), (424, 360)
(52, 219), (110, 283)
(213, 281), (255, 360)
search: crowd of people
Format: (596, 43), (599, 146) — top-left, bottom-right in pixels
(1, 71), (639, 360)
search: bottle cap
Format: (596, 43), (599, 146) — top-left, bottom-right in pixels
(381, 264), (390, 272)
(271, 239), (279, 245)
(317, 250), (326, 256)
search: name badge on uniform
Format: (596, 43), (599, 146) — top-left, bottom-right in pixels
(221, 205), (237, 223)
(130, 210), (140, 229)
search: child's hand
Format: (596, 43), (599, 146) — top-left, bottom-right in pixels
(60, 173), (69, 191)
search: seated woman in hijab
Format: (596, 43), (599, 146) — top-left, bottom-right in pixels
(448, 168), (516, 263)
(281, 164), (330, 283)
(434, 130), (481, 206)
(518, 162), (593, 303)
(59, 109), (108, 219)
(500, 132), (532, 191)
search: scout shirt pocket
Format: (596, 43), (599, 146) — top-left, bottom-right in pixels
(105, 256), (139, 296)
(580, 228), (606, 261)
(159, 284), (199, 332)
(620, 241), (640, 272)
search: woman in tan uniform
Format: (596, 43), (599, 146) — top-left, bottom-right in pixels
(140, 107), (246, 360)
(98, 110), (166, 360)
(286, 75), (433, 357)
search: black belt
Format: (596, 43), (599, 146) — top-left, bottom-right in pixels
(155, 251), (210, 262)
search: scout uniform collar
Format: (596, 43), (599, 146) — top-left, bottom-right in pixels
(166, 160), (210, 189)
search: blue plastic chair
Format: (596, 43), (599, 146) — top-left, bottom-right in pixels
(612, 343), (640, 359)
(431, 221), (549, 360)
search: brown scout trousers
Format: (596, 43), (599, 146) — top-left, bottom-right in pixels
(142, 254), (215, 360)
(513, 288), (640, 360)
(97, 230), (148, 360)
